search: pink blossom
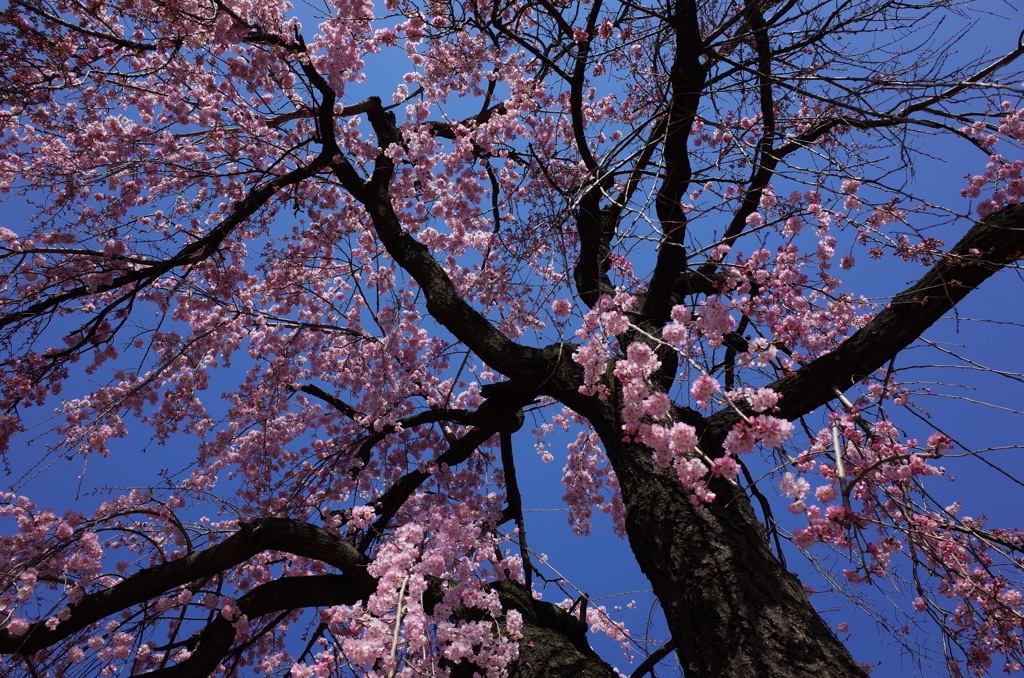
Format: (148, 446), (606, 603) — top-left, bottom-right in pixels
(841, 179), (861, 194)
(691, 375), (720, 408)
(711, 455), (741, 480)
(670, 305), (692, 324)
(350, 505), (376, 529)
(5, 618), (29, 636)
(746, 387), (780, 413)
(643, 392), (671, 420)
(783, 215), (803, 236)
(926, 433), (953, 454)
(693, 296), (735, 347)
(668, 422), (699, 454)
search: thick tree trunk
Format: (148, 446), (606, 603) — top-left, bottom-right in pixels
(488, 580), (619, 678)
(587, 402), (867, 678)
(547, 206), (1024, 677)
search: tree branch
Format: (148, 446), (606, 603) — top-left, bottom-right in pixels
(706, 203), (1024, 438)
(135, 574), (369, 678)
(321, 97), (552, 382)
(640, 0), (706, 325)
(0, 519), (372, 655)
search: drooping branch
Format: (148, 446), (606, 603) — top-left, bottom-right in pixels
(149, 577), (619, 678)
(500, 430), (533, 591)
(135, 574), (370, 678)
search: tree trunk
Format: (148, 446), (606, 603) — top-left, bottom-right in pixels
(489, 580), (619, 678)
(587, 401), (867, 678)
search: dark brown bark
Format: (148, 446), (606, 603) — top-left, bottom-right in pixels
(1, 518), (617, 678)
(641, 0), (705, 325)
(549, 204), (1024, 678)
(581, 399), (868, 678)
(453, 580), (618, 678)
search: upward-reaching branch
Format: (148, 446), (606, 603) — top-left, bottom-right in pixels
(706, 203), (1024, 439)
(325, 99), (552, 382)
(639, 0), (705, 325)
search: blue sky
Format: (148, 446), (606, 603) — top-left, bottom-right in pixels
(3, 0), (1024, 676)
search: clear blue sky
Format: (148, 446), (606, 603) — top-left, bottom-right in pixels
(3, 1), (1023, 676)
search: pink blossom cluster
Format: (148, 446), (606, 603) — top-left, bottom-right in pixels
(780, 416), (1024, 673)
(726, 244), (874, 363)
(561, 429), (620, 536)
(959, 103), (1024, 215)
(572, 292), (638, 398)
(614, 342), (662, 433)
(963, 154), (1024, 217)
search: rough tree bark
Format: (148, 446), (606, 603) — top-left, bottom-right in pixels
(2, 0), (1023, 675)
(538, 205), (1024, 677)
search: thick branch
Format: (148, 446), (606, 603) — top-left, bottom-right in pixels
(587, 398), (867, 678)
(572, 186), (617, 308)
(640, 0), (706, 325)
(323, 98), (550, 381)
(0, 518), (372, 655)
(566, 0), (605, 173)
(136, 574), (370, 678)
(708, 203), (1024, 436)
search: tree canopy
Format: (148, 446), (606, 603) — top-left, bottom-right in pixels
(1, 0), (1023, 676)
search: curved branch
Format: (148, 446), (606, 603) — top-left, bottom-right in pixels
(362, 425), (497, 549)
(136, 574), (369, 678)
(500, 430), (533, 591)
(565, 0), (605, 173)
(628, 639), (678, 678)
(321, 98), (551, 382)
(640, 0), (706, 325)
(0, 518), (372, 655)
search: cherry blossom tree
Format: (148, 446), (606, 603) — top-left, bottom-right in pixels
(1, 0), (1024, 675)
